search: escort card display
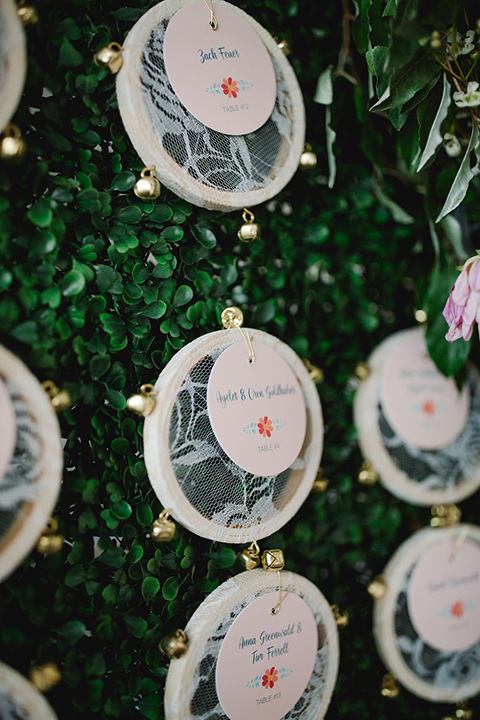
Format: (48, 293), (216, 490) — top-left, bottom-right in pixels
(0, 344), (63, 581)
(0, 661), (58, 720)
(143, 326), (323, 543)
(116, 0), (305, 211)
(165, 568), (339, 720)
(353, 327), (480, 506)
(373, 524), (480, 703)
(0, 0), (27, 132)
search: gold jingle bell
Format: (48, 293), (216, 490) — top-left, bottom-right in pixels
(0, 124), (26, 164)
(354, 361), (370, 381)
(303, 359), (323, 384)
(18, 4), (39, 25)
(237, 208), (261, 243)
(431, 504), (462, 528)
(331, 604), (349, 629)
(151, 510), (176, 543)
(299, 144), (317, 171)
(159, 629), (189, 659)
(358, 460), (378, 486)
(29, 662), (61, 692)
(127, 383), (157, 417)
(94, 42), (124, 74)
(134, 166), (161, 200)
(36, 534), (64, 555)
(311, 468), (329, 494)
(41, 380), (71, 413)
(381, 672), (399, 699)
(261, 549), (285, 572)
(277, 38), (291, 56)
(368, 575), (387, 599)
(238, 541), (260, 570)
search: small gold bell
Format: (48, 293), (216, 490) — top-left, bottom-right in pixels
(127, 384), (157, 417)
(221, 306), (244, 329)
(455, 701), (473, 719)
(159, 629), (189, 659)
(151, 510), (175, 543)
(311, 468), (329, 494)
(29, 662), (61, 692)
(430, 504), (461, 528)
(94, 42), (124, 74)
(381, 671), (399, 699)
(299, 144), (318, 171)
(368, 575), (387, 599)
(238, 541), (260, 570)
(303, 359), (323, 384)
(18, 4), (39, 25)
(331, 604), (349, 629)
(133, 167), (161, 200)
(277, 38), (291, 55)
(358, 460), (378, 486)
(41, 380), (71, 412)
(261, 549), (285, 572)
(237, 208), (261, 243)
(36, 535), (64, 555)
(0, 124), (26, 164)
(354, 362), (370, 381)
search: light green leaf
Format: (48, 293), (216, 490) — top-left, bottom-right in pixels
(314, 66), (333, 105)
(417, 74), (451, 172)
(436, 125), (479, 223)
(326, 106), (337, 189)
(439, 216), (467, 261)
(373, 186), (414, 224)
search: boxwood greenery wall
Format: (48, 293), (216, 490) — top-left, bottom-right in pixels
(0, 0), (478, 719)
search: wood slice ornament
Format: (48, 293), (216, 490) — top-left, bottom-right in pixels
(165, 568), (339, 720)
(143, 314), (323, 543)
(0, 0), (27, 132)
(0, 661), (58, 719)
(353, 327), (480, 506)
(373, 524), (480, 703)
(0, 344), (63, 581)
(115, 0), (305, 211)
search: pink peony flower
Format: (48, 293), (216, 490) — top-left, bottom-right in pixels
(443, 255), (480, 342)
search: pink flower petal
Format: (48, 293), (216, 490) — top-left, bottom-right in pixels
(468, 258), (480, 291)
(445, 322), (463, 342)
(462, 291), (479, 325)
(462, 320), (474, 341)
(452, 267), (470, 306)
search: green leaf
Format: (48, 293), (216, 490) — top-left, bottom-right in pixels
(57, 620), (87, 642)
(313, 65), (333, 105)
(124, 616), (148, 638)
(162, 576), (179, 601)
(194, 270), (213, 296)
(173, 284), (194, 307)
(27, 199), (53, 228)
(417, 74), (450, 172)
(192, 226), (217, 249)
(142, 300), (167, 319)
(110, 171), (136, 192)
(436, 125), (479, 223)
(149, 204), (173, 223)
(90, 354), (111, 379)
(105, 389), (127, 411)
(141, 577), (160, 602)
(162, 226), (184, 243)
(116, 206), (142, 224)
(137, 695), (162, 720)
(59, 39), (83, 67)
(60, 269), (86, 297)
(326, 106), (337, 189)
(351, 0), (372, 55)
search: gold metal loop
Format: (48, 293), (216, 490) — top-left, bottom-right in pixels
(140, 383), (157, 396)
(270, 573), (293, 615)
(140, 166), (156, 178)
(221, 306), (255, 364)
(202, 0), (218, 29)
(242, 208), (255, 224)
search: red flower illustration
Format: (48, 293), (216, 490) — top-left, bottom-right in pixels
(451, 601), (464, 618)
(221, 77), (239, 99)
(262, 667), (278, 689)
(257, 416), (273, 438)
(423, 400), (435, 416)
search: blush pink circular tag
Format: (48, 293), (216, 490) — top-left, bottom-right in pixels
(381, 334), (469, 450)
(408, 538), (480, 653)
(216, 592), (318, 720)
(164, 4), (277, 135)
(207, 342), (307, 476)
(0, 377), (16, 482)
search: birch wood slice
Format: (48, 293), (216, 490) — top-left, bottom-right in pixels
(116, 0), (305, 211)
(373, 524), (480, 703)
(0, 661), (58, 719)
(353, 327), (480, 506)
(165, 569), (339, 720)
(0, 0), (27, 133)
(144, 328), (323, 544)
(0, 344), (63, 582)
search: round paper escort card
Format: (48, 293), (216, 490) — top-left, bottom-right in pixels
(0, 660), (58, 720)
(373, 524), (480, 703)
(0, 0), (27, 133)
(207, 342), (307, 477)
(144, 328), (323, 544)
(164, 3), (276, 135)
(353, 327), (480, 506)
(165, 569), (339, 720)
(0, 344), (63, 582)
(116, 0), (305, 211)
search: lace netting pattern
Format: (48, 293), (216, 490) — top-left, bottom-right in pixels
(168, 348), (303, 530)
(190, 586), (332, 720)
(394, 550), (480, 690)
(140, 15), (295, 193)
(378, 374), (480, 491)
(0, 689), (28, 720)
(0, 378), (38, 547)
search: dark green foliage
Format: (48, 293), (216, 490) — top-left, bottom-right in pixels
(0, 1), (479, 719)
